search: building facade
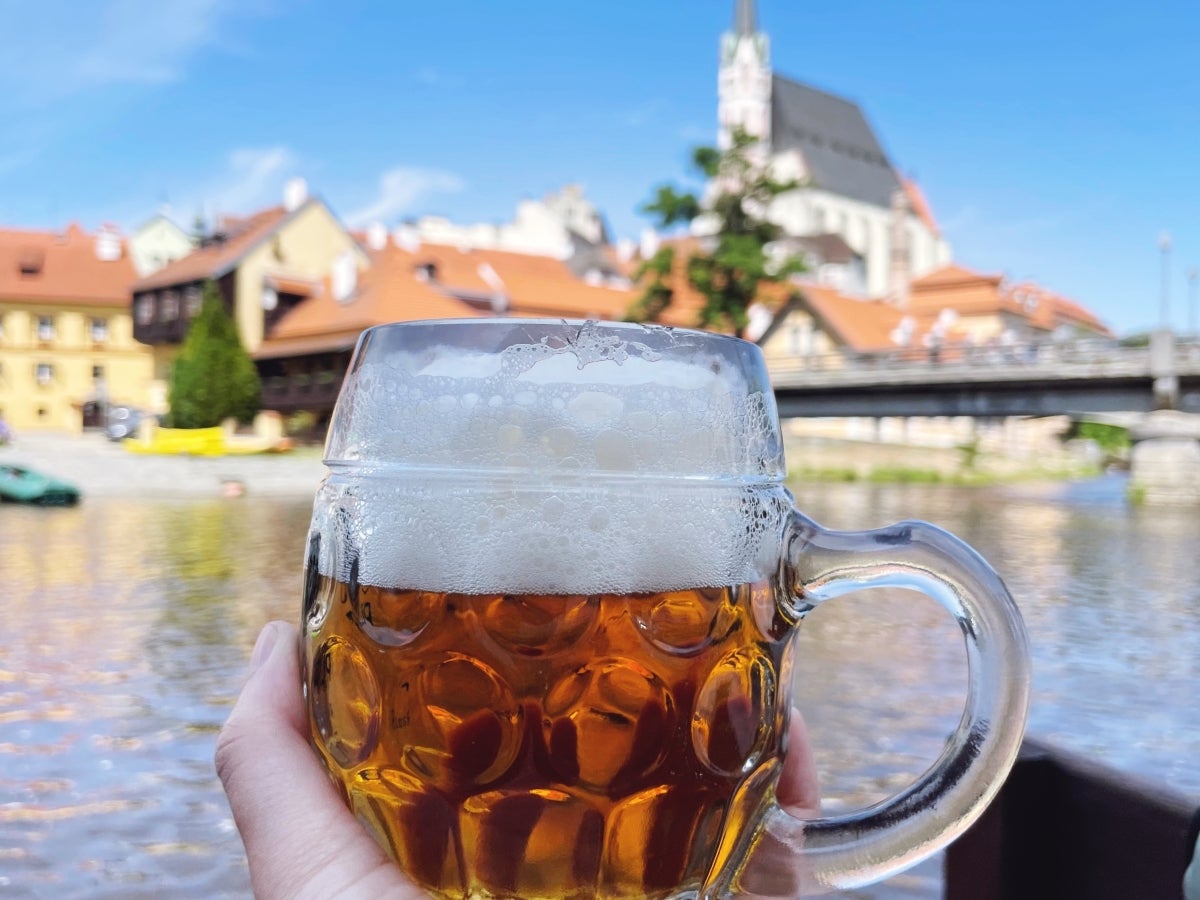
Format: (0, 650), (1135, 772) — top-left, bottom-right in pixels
(130, 184), (369, 415)
(0, 224), (159, 432)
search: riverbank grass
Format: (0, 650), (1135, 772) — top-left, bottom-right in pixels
(789, 462), (1102, 487)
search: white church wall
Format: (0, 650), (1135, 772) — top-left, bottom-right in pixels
(410, 187), (599, 260)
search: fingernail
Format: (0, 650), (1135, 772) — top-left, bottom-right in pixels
(250, 623), (281, 672)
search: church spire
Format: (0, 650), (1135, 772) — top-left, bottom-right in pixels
(734, 0), (757, 35)
(719, 0), (771, 152)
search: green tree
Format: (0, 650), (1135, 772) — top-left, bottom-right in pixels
(624, 246), (677, 323)
(167, 280), (261, 428)
(627, 128), (805, 337)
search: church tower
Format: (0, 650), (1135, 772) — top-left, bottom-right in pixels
(717, 0), (772, 157)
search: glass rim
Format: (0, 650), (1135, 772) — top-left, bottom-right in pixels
(354, 316), (756, 349)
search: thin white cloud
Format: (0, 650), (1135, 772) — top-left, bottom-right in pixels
(214, 146), (296, 213)
(345, 167), (466, 226)
(155, 146), (298, 225)
(0, 0), (272, 103)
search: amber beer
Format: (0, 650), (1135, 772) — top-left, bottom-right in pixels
(302, 557), (795, 900)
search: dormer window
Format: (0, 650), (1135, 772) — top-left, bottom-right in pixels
(18, 249), (43, 276)
(415, 262), (438, 282)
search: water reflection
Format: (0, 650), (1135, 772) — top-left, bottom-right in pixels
(2, 481), (1198, 898)
(0, 497), (310, 898)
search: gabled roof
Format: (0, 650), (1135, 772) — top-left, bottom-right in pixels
(909, 264), (1111, 337)
(632, 236), (795, 333)
(761, 283), (904, 352)
(771, 75), (900, 208)
(1009, 282), (1112, 336)
(0, 223), (136, 306)
(131, 204), (300, 292)
(911, 264), (1003, 290)
(909, 264), (1037, 323)
(255, 241), (634, 359)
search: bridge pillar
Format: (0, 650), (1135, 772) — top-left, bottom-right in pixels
(1128, 410), (1200, 504)
(1150, 328), (1179, 409)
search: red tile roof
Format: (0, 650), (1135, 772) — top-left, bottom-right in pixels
(131, 206), (291, 291)
(255, 241), (635, 359)
(795, 283), (907, 351)
(0, 223), (137, 306)
(910, 264), (1111, 337)
(630, 236), (795, 333)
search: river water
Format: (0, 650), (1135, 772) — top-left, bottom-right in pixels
(2, 476), (1198, 898)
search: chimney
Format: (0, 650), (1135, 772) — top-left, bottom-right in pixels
(478, 263), (509, 312)
(615, 238), (636, 264)
(366, 221), (388, 251)
(393, 223), (421, 253)
(331, 251), (358, 303)
(888, 187), (911, 309)
(94, 224), (123, 262)
(639, 227), (660, 260)
(284, 177), (309, 212)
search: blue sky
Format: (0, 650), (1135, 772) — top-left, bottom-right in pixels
(2, 0), (1199, 336)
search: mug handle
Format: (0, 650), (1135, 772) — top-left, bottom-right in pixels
(731, 511), (1031, 897)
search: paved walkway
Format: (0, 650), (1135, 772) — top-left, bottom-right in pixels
(0, 432), (328, 498)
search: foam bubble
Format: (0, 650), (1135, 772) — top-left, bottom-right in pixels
(317, 321), (788, 593)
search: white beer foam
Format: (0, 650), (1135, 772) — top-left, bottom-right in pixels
(316, 326), (788, 593)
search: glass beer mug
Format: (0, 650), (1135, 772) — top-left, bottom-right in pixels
(301, 319), (1030, 898)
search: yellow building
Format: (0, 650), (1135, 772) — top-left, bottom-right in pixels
(0, 224), (155, 432)
(130, 183), (368, 414)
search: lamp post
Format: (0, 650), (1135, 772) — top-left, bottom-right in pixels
(1158, 231), (1172, 330)
(1189, 267), (1198, 337)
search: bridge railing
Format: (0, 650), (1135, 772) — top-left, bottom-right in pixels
(767, 338), (1158, 388)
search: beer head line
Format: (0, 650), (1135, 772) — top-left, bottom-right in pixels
(309, 478), (791, 595)
(314, 320), (791, 594)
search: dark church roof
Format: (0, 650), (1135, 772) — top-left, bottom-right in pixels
(771, 74), (901, 208)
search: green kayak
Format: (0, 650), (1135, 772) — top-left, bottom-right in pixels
(0, 464), (81, 506)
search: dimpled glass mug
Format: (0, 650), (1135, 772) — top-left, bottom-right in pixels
(300, 319), (1030, 898)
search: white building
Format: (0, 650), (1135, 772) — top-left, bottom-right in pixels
(128, 214), (193, 277)
(718, 0), (951, 301)
(399, 185), (612, 263)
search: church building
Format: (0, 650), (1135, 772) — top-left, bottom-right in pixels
(718, 0), (950, 301)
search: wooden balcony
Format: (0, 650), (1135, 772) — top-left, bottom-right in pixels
(256, 350), (349, 413)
